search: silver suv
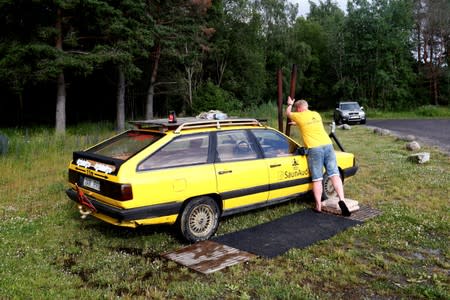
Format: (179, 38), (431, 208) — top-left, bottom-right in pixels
(334, 102), (366, 125)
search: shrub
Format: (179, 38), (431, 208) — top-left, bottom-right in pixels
(193, 81), (242, 114)
(415, 105), (449, 117)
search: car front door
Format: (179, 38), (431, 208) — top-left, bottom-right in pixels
(251, 129), (312, 201)
(214, 130), (269, 212)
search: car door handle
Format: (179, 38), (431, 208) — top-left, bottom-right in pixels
(218, 170), (232, 175)
(270, 164), (281, 168)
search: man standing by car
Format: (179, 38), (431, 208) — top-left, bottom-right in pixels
(286, 97), (345, 212)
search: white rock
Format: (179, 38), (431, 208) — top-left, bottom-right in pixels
(373, 127), (391, 136)
(397, 134), (416, 142)
(408, 152), (430, 164)
(406, 141), (421, 151)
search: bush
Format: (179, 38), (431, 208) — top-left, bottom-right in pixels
(192, 81), (242, 114)
(415, 105), (449, 117)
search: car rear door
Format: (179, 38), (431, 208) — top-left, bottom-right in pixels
(135, 133), (216, 206)
(214, 130), (269, 211)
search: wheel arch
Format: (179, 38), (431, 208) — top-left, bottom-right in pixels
(177, 193), (223, 220)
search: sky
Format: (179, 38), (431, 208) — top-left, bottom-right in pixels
(290, 0), (348, 16)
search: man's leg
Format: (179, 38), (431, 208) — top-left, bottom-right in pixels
(330, 175), (345, 201)
(323, 145), (345, 201)
(307, 146), (325, 211)
(313, 180), (323, 211)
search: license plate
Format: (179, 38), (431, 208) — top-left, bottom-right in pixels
(83, 177), (100, 191)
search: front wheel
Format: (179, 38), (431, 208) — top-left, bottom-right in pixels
(179, 196), (220, 243)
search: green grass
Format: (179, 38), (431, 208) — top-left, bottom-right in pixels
(0, 112), (449, 299)
(358, 104), (450, 119)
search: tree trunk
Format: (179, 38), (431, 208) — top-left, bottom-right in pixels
(55, 73), (66, 133)
(146, 84), (155, 119)
(215, 57), (226, 87)
(55, 7), (66, 134)
(184, 43), (195, 111)
(185, 65), (194, 109)
(146, 44), (161, 119)
(433, 77), (439, 105)
(116, 68), (126, 132)
(18, 93), (23, 126)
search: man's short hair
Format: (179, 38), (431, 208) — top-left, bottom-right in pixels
(295, 99), (308, 109)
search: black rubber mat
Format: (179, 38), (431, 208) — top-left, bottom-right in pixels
(213, 209), (362, 258)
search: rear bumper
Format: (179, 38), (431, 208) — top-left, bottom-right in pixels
(66, 189), (181, 221)
(342, 166), (358, 179)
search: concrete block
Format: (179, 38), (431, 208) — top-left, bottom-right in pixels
(322, 197), (360, 214)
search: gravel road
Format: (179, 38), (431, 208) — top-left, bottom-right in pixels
(367, 119), (450, 155)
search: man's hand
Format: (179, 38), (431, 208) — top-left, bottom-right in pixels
(286, 96), (294, 118)
(287, 96), (295, 106)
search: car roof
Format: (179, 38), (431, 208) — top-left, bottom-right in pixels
(129, 118), (266, 133)
(339, 101), (359, 104)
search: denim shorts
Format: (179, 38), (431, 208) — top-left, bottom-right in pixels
(307, 144), (340, 181)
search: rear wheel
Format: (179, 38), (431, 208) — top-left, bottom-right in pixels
(179, 196), (220, 243)
(321, 173), (342, 200)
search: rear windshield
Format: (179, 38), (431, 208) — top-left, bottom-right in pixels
(87, 130), (163, 161)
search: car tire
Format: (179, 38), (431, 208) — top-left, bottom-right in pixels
(335, 116), (343, 125)
(321, 172), (342, 200)
(179, 196), (220, 243)
(360, 119), (366, 124)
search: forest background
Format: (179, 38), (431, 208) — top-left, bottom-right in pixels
(0, 0), (449, 133)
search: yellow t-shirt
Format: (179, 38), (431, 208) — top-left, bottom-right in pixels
(289, 110), (332, 148)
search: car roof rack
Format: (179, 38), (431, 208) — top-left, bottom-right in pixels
(129, 118), (264, 133)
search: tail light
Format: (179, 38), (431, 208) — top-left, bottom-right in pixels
(118, 184), (133, 201)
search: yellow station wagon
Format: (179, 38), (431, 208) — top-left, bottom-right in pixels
(66, 118), (358, 242)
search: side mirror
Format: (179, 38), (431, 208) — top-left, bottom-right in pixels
(360, 106), (364, 110)
(296, 147), (308, 156)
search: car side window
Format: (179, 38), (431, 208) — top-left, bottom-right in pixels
(251, 129), (295, 158)
(216, 130), (258, 162)
(138, 134), (209, 170)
